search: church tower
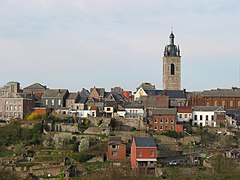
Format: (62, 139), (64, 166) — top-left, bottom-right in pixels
(162, 31), (181, 90)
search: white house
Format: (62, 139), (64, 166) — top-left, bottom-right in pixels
(177, 106), (192, 123)
(134, 87), (148, 101)
(192, 106), (225, 127)
(124, 104), (144, 120)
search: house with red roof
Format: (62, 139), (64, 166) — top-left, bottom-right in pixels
(177, 106), (192, 123)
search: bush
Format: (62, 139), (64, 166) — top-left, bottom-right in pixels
(72, 153), (94, 163)
(161, 130), (184, 139)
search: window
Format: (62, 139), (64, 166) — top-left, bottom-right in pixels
(179, 114), (182, 118)
(185, 114), (187, 118)
(111, 145), (118, 149)
(194, 115), (197, 120)
(160, 118), (163, 123)
(171, 63), (175, 75)
(58, 99), (61, 106)
(206, 115), (208, 121)
(138, 151), (142, 157)
(52, 99), (55, 106)
(165, 118), (168, 123)
(112, 151), (117, 156)
(46, 100), (48, 105)
(214, 101), (218, 106)
(238, 101), (240, 107)
(211, 115), (214, 120)
(150, 151), (154, 157)
(160, 126), (163, 130)
(14, 105), (17, 111)
(107, 108), (111, 111)
(230, 101), (233, 107)
(171, 118), (174, 123)
(10, 105), (13, 111)
(206, 102), (210, 106)
(5, 101), (8, 104)
(171, 126), (174, 130)
(154, 126), (158, 130)
(154, 118), (157, 123)
(200, 115), (202, 120)
(222, 101), (225, 106)
(19, 105), (22, 111)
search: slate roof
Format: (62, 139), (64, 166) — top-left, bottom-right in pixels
(104, 92), (126, 102)
(80, 88), (90, 98)
(192, 106), (225, 112)
(108, 136), (122, 143)
(66, 93), (79, 100)
(152, 108), (177, 115)
(42, 89), (68, 98)
(78, 96), (88, 104)
(137, 82), (156, 91)
(192, 88), (240, 97)
(124, 102), (144, 109)
(23, 83), (47, 90)
(144, 90), (186, 99)
(134, 137), (156, 148)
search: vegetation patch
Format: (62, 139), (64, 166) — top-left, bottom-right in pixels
(82, 161), (110, 173)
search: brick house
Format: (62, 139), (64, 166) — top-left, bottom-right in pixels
(149, 108), (177, 132)
(107, 136), (126, 161)
(190, 88), (240, 110)
(131, 137), (157, 170)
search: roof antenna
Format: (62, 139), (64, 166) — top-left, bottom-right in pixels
(171, 25), (174, 33)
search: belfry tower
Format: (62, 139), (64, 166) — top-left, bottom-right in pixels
(162, 31), (181, 90)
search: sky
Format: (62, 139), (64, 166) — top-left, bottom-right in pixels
(0, 0), (240, 92)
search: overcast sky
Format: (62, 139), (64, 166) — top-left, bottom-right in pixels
(0, 0), (240, 92)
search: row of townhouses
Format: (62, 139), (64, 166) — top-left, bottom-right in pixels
(0, 81), (240, 130)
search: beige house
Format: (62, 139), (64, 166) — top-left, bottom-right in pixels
(0, 93), (34, 120)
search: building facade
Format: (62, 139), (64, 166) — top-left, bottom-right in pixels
(150, 108), (177, 132)
(131, 137), (157, 170)
(107, 136), (126, 161)
(190, 88), (240, 110)
(192, 106), (225, 127)
(0, 94), (34, 120)
(162, 31), (181, 90)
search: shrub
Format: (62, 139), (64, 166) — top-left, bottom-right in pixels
(161, 130), (184, 139)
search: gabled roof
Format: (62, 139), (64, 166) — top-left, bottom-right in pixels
(23, 83), (47, 90)
(152, 108), (177, 115)
(66, 93), (80, 101)
(192, 106), (225, 112)
(104, 92), (126, 102)
(77, 96), (88, 104)
(137, 82), (156, 91)
(134, 137), (156, 148)
(90, 87), (105, 97)
(80, 88), (90, 98)
(42, 89), (68, 98)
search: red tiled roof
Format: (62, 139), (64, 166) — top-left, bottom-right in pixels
(177, 106), (192, 113)
(90, 106), (98, 110)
